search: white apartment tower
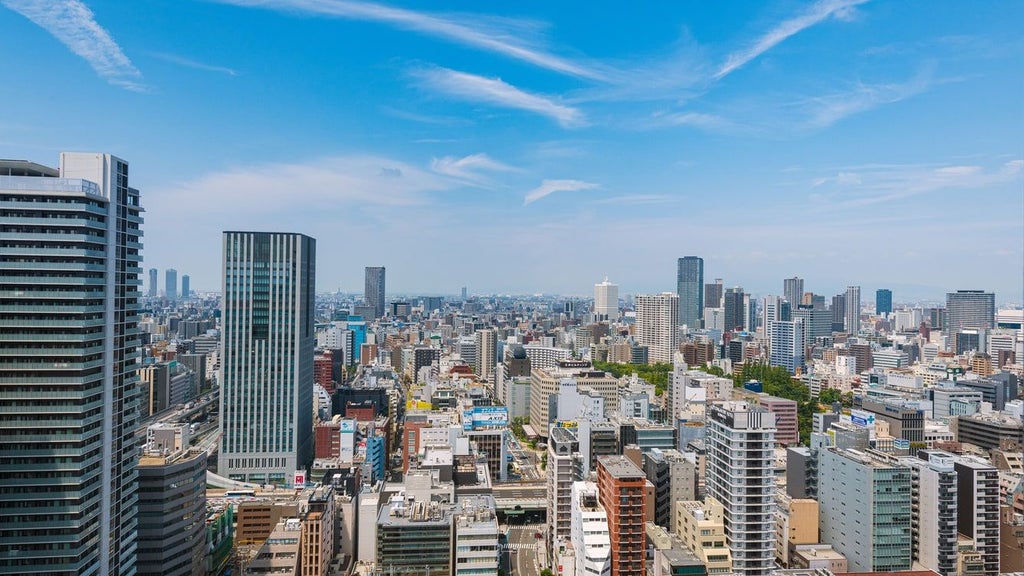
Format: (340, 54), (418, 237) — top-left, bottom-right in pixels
(768, 319), (804, 375)
(635, 293), (679, 364)
(594, 277), (619, 322)
(845, 285), (861, 334)
(0, 153), (143, 575)
(219, 232), (316, 484)
(570, 481), (612, 576)
(474, 328), (497, 383)
(706, 401), (777, 576)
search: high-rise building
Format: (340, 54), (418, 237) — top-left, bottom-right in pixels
(844, 285), (861, 334)
(219, 231), (316, 484)
(768, 319), (804, 375)
(165, 267), (178, 300)
(954, 457), (1000, 574)
(705, 278), (724, 309)
(635, 293), (679, 364)
(706, 401), (777, 576)
(830, 293), (846, 332)
(548, 426), (584, 555)
(723, 287), (745, 333)
(365, 266), (386, 319)
(0, 153), (143, 575)
(597, 455), (647, 576)
(946, 290), (996, 351)
(876, 288), (893, 315)
(594, 277), (619, 321)
(149, 267), (158, 297)
(676, 256), (704, 328)
(181, 273), (190, 299)
(783, 277), (803, 307)
(474, 328), (497, 382)
(570, 481), (612, 576)
(901, 450), (959, 576)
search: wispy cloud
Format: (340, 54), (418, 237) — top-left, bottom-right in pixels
(650, 111), (740, 132)
(2, 0), (145, 91)
(808, 158), (1024, 208)
(523, 179), (598, 205)
(215, 0), (607, 81)
(714, 0), (868, 81)
(430, 153), (514, 184)
(411, 67), (587, 128)
(151, 52), (237, 76)
(597, 194), (672, 205)
(796, 65), (938, 129)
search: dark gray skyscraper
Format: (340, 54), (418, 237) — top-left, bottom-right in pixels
(219, 232), (316, 484)
(1, 152), (142, 575)
(946, 290), (995, 352)
(723, 287), (745, 333)
(149, 267), (158, 297)
(181, 274), (190, 299)
(783, 277), (803, 307)
(876, 289), (892, 315)
(676, 256), (704, 328)
(365, 266), (386, 319)
(165, 267), (178, 300)
(705, 278), (724, 309)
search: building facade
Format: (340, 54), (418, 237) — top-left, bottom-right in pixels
(219, 231), (316, 484)
(844, 285), (861, 334)
(594, 277), (619, 322)
(165, 267), (178, 300)
(676, 257), (704, 329)
(365, 266), (386, 319)
(0, 153), (143, 575)
(597, 456), (646, 576)
(636, 293), (679, 364)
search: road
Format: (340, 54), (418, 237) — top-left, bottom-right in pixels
(506, 525), (542, 576)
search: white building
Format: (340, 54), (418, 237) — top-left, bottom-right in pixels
(901, 450), (959, 575)
(594, 277), (619, 322)
(845, 285), (861, 334)
(474, 329), (497, 382)
(522, 344), (571, 371)
(768, 319), (804, 375)
(706, 401), (777, 576)
(636, 293), (679, 364)
(570, 481), (611, 576)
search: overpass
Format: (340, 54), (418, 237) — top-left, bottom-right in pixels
(492, 482), (546, 520)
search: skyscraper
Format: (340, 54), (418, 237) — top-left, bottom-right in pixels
(165, 267), (178, 300)
(769, 319), (805, 375)
(844, 285), (861, 334)
(0, 153), (143, 575)
(945, 290), (995, 351)
(474, 328), (497, 383)
(723, 287), (745, 333)
(876, 288), (892, 315)
(705, 278), (724, 309)
(676, 256), (704, 328)
(364, 266), (386, 319)
(783, 277), (803, 307)
(593, 277), (619, 321)
(706, 401), (777, 576)
(181, 273), (190, 299)
(149, 267), (158, 297)
(635, 293), (679, 364)
(831, 293), (846, 332)
(219, 232), (316, 485)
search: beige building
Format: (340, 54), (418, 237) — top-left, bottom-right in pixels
(774, 494), (819, 567)
(245, 518), (302, 576)
(674, 499), (732, 574)
(530, 360), (618, 435)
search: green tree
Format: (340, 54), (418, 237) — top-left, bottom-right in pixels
(818, 388), (841, 405)
(592, 361), (672, 395)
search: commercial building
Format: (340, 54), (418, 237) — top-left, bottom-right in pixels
(149, 267), (158, 297)
(594, 277), (620, 322)
(756, 395), (799, 446)
(946, 290), (995, 351)
(723, 288), (746, 333)
(570, 482), (612, 576)
(219, 231), (316, 484)
(597, 456), (647, 576)
(530, 360), (618, 435)
(166, 267), (178, 300)
(0, 153), (143, 575)
(181, 274), (190, 299)
(783, 277), (804, 309)
(953, 412), (1024, 450)
(706, 401), (777, 576)
(876, 289), (893, 315)
(844, 285), (861, 334)
(365, 266), (386, 319)
(954, 457), (1001, 574)
(677, 257), (704, 329)
(376, 492), (453, 576)
(768, 319), (805, 375)
(674, 499), (732, 574)
(549, 426), (585, 552)
(636, 293), (679, 364)
(474, 328), (497, 382)
(453, 496), (499, 576)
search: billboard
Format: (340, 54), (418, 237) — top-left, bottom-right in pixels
(850, 409), (875, 428)
(464, 406), (508, 430)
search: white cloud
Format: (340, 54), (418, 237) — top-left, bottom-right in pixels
(216, 0), (607, 81)
(597, 194), (671, 205)
(412, 67), (587, 128)
(2, 0), (145, 91)
(430, 153), (514, 184)
(799, 66), (936, 129)
(523, 179), (598, 205)
(151, 52), (237, 76)
(715, 0), (869, 80)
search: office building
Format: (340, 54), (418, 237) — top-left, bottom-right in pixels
(219, 231), (316, 484)
(756, 395), (799, 446)
(597, 456), (647, 576)
(149, 267), (158, 297)
(636, 293), (679, 363)
(792, 307), (832, 347)
(706, 401), (777, 576)
(137, 426), (207, 576)
(830, 293), (846, 332)
(677, 256), (704, 329)
(0, 153), (143, 575)
(844, 285), (861, 334)
(365, 266), (386, 319)
(166, 267), (178, 300)
(181, 274), (190, 299)
(954, 457), (1001, 574)
(768, 319), (804, 375)
(783, 277), (803, 308)
(818, 447), (912, 572)
(723, 287), (745, 333)
(946, 290), (995, 334)
(705, 279), (724, 309)
(594, 277), (619, 322)
(901, 450), (958, 576)
(674, 499), (732, 573)
(474, 328), (497, 382)
(570, 482), (612, 576)
(876, 288), (893, 315)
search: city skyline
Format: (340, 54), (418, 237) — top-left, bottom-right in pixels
(1, 1), (1021, 299)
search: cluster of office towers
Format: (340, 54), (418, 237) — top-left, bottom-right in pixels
(147, 266), (190, 300)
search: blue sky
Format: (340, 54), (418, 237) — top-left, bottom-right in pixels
(1, 0), (1022, 303)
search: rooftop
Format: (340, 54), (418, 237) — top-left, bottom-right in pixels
(597, 455), (644, 479)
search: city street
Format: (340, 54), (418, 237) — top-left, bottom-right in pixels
(505, 525), (542, 576)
